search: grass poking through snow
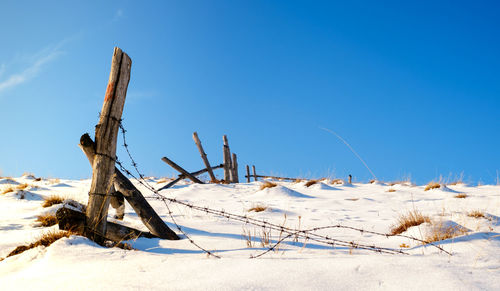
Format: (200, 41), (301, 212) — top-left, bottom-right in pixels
(42, 195), (65, 208)
(260, 181), (277, 190)
(467, 210), (485, 218)
(248, 204), (268, 212)
(304, 180), (318, 187)
(424, 182), (441, 191)
(6, 230), (72, 258)
(35, 213), (58, 227)
(390, 210), (431, 235)
(455, 193), (467, 199)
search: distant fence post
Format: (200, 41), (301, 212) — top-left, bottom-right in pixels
(85, 47), (131, 245)
(222, 135), (232, 182)
(232, 153), (239, 183)
(192, 132), (216, 182)
(246, 165), (250, 183)
(348, 174), (352, 184)
(252, 165), (258, 181)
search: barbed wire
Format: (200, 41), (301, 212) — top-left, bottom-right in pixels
(114, 120), (451, 257)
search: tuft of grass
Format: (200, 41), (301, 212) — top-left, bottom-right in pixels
(304, 180), (318, 187)
(35, 213), (58, 227)
(2, 186), (15, 195)
(260, 181), (277, 190)
(424, 182), (441, 191)
(16, 183), (29, 190)
(387, 188), (396, 192)
(467, 210), (485, 219)
(424, 223), (468, 243)
(248, 204), (268, 212)
(390, 210), (431, 235)
(6, 230), (72, 258)
(330, 179), (344, 185)
(48, 178), (60, 184)
(42, 195), (65, 208)
(454, 193), (467, 199)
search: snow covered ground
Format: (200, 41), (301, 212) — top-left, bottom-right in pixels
(0, 174), (499, 290)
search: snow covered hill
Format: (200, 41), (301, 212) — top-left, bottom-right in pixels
(0, 175), (499, 290)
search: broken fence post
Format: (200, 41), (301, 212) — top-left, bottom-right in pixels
(232, 153), (239, 183)
(86, 47), (131, 245)
(157, 164), (224, 191)
(222, 135), (232, 183)
(246, 165), (250, 183)
(192, 132), (217, 182)
(161, 157), (204, 184)
(80, 133), (179, 240)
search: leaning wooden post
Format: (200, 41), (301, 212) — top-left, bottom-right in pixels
(80, 134), (179, 240)
(192, 132), (216, 182)
(222, 135), (232, 182)
(246, 165), (250, 183)
(161, 157), (204, 184)
(86, 47), (131, 244)
(231, 153), (239, 183)
(252, 165), (258, 181)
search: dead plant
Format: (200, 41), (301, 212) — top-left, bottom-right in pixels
(42, 195), (65, 208)
(390, 210), (431, 235)
(304, 180), (318, 187)
(424, 223), (468, 243)
(424, 182), (441, 191)
(260, 181), (277, 190)
(35, 213), (58, 227)
(1, 186), (15, 195)
(467, 210), (485, 219)
(6, 230), (72, 258)
(248, 204), (268, 212)
(454, 193), (467, 199)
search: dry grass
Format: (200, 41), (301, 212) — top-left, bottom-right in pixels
(424, 223), (468, 243)
(330, 179), (344, 185)
(424, 182), (441, 191)
(454, 193), (467, 199)
(387, 189), (396, 192)
(42, 195), (65, 208)
(390, 210), (431, 235)
(156, 178), (170, 184)
(35, 213), (58, 227)
(48, 178), (60, 184)
(16, 183), (29, 190)
(248, 204), (268, 212)
(6, 230), (72, 258)
(1, 186), (15, 195)
(260, 181), (277, 190)
(467, 210), (485, 219)
(304, 180), (318, 187)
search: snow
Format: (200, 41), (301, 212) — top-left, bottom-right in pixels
(0, 176), (499, 290)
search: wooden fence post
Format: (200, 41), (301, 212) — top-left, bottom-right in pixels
(348, 174), (352, 184)
(161, 157), (204, 184)
(222, 135), (232, 182)
(246, 165), (250, 183)
(232, 153), (239, 183)
(79, 134), (179, 240)
(252, 165), (258, 181)
(86, 47), (131, 244)
(192, 132), (216, 182)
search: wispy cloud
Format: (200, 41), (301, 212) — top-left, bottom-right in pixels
(113, 9), (124, 22)
(0, 40), (68, 94)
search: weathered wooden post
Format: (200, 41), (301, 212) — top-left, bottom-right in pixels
(231, 153), (239, 183)
(192, 132), (216, 182)
(348, 174), (352, 184)
(252, 165), (258, 181)
(161, 157), (204, 184)
(79, 134), (179, 240)
(246, 165), (250, 183)
(222, 135), (232, 182)
(86, 47), (131, 244)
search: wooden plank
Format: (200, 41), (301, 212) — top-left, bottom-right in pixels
(158, 164), (223, 191)
(232, 153), (239, 183)
(57, 207), (157, 242)
(86, 47), (131, 244)
(222, 135), (232, 182)
(192, 132), (216, 182)
(246, 165), (250, 183)
(252, 165), (258, 181)
(161, 157), (204, 184)
(80, 133), (179, 240)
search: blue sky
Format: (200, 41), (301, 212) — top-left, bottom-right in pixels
(1, 1), (499, 184)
